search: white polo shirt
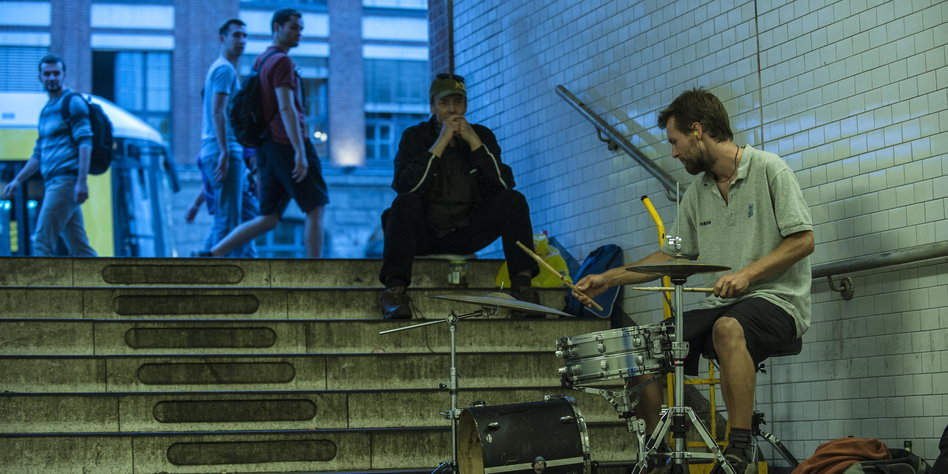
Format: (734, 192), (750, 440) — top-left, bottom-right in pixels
(662, 145), (813, 337)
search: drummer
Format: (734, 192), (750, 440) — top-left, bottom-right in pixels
(573, 88), (813, 474)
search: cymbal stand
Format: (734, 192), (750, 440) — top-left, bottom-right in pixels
(631, 273), (735, 474)
(379, 305), (499, 473)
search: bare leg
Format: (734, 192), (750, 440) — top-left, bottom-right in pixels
(712, 316), (756, 430)
(629, 374), (663, 433)
(304, 205), (325, 258)
(211, 214), (279, 256)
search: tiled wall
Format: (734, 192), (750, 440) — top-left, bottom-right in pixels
(452, 0), (947, 465)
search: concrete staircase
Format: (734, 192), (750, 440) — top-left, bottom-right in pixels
(0, 257), (638, 473)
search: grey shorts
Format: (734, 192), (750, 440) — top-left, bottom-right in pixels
(681, 297), (797, 376)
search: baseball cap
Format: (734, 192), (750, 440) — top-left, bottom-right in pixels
(429, 73), (466, 102)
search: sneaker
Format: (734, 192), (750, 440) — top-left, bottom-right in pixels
(711, 447), (756, 474)
(191, 250), (213, 257)
(379, 286), (412, 319)
(510, 285), (543, 318)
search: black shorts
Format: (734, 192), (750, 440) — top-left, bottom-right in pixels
(258, 140), (329, 216)
(681, 297), (797, 376)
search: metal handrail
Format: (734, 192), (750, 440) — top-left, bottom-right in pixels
(556, 85), (681, 201)
(556, 86), (947, 300)
(813, 241), (948, 299)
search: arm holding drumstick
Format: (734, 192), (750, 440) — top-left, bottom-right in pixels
(515, 241), (605, 312)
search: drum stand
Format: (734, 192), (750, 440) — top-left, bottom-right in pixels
(573, 374), (661, 463)
(630, 275), (735, 474)
(379, 305), (499, 474)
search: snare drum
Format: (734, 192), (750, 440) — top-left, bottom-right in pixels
(555, 323), (673, 385)
(457, 396), (590, 473)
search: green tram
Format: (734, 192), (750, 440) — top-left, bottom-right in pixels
(0, 92), (179, 257)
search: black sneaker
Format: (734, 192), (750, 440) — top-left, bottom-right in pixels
(379, 286), (412, 319)
(191, 250), (213, 257)
(711, 446), (756, 474)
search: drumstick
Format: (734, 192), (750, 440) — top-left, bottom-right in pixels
(630, 286), (714, 293)
(515, 241), (605, 312)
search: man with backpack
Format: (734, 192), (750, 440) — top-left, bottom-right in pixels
(2, 55), (97, 256)
(200, 8), (328, 258)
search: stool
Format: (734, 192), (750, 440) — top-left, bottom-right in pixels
(700, 337), (802, 469)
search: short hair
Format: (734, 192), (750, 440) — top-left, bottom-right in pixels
(271, 8), (302, 34)
(219, 18), (246, 36)
(658, 88), (733, 142)
(38, 54), (65, 73)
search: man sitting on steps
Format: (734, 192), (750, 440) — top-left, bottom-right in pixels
(378, 73), (539, 319)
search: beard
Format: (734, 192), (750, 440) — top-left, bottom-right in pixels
(44, 82), (62, 93)
(682, 153), (713, 176)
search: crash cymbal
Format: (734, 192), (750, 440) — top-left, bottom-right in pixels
(429, 292), (574, 317)
(627, 258), (731, 278)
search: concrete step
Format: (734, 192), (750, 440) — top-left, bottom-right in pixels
(0, 318), (610, 355)
(0, 286), (572, 319)
(0, 257), (508, 289)
(0, 388), (630, 433)
(0, 424), (635, 473)
(0, 352), (577, 393)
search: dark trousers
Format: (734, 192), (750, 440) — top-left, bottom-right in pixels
(379, 189), (539, 287)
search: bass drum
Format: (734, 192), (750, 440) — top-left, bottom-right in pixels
(457, 397), (590, 473)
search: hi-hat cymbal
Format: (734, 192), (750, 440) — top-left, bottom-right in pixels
(627, 258), (731, 278)
(429, 292), (574, 317)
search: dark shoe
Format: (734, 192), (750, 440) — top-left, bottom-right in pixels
(379, 286), (412, 319)
(510, 285), (543, 318)
(711, 446), (756, 474)
(191, 250), (213, 257)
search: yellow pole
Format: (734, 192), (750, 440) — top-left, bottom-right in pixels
(641, 196), (675, 408)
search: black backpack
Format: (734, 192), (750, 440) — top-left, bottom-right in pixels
(229, 50), (281, 148)
(61, 92), (114, 175)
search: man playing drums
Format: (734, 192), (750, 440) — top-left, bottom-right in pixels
(574, 88), (814, 474)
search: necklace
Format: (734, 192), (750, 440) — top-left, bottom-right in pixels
(715, 145), (741, 183)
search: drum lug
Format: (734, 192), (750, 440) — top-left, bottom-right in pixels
(560, 415), (576, 424)
(599, 359), (608, 371)
(487, 422), (500, 431)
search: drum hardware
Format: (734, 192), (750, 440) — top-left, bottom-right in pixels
(380, 292), (572, 473)
(431, 291), (575, 318)
(623, 236), (736, 474)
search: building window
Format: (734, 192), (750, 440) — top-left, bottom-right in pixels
(93, 51), (172, 146)
(363, 0), (426, 8)
(365, 112), (427, 161)
(365, 59), (427, 106)
(0, 46), (48, 93)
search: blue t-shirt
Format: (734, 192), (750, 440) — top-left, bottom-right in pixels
(200, 57), (241, 155)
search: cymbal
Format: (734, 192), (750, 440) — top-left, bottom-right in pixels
(627, 258), (731, 278)
(429, 292), (574, 317)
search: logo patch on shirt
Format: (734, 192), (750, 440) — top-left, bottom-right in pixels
(747, 204), (754, 218)
(699, 220), (712, 226)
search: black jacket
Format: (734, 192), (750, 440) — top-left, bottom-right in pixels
(392, 116), (515, 234)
